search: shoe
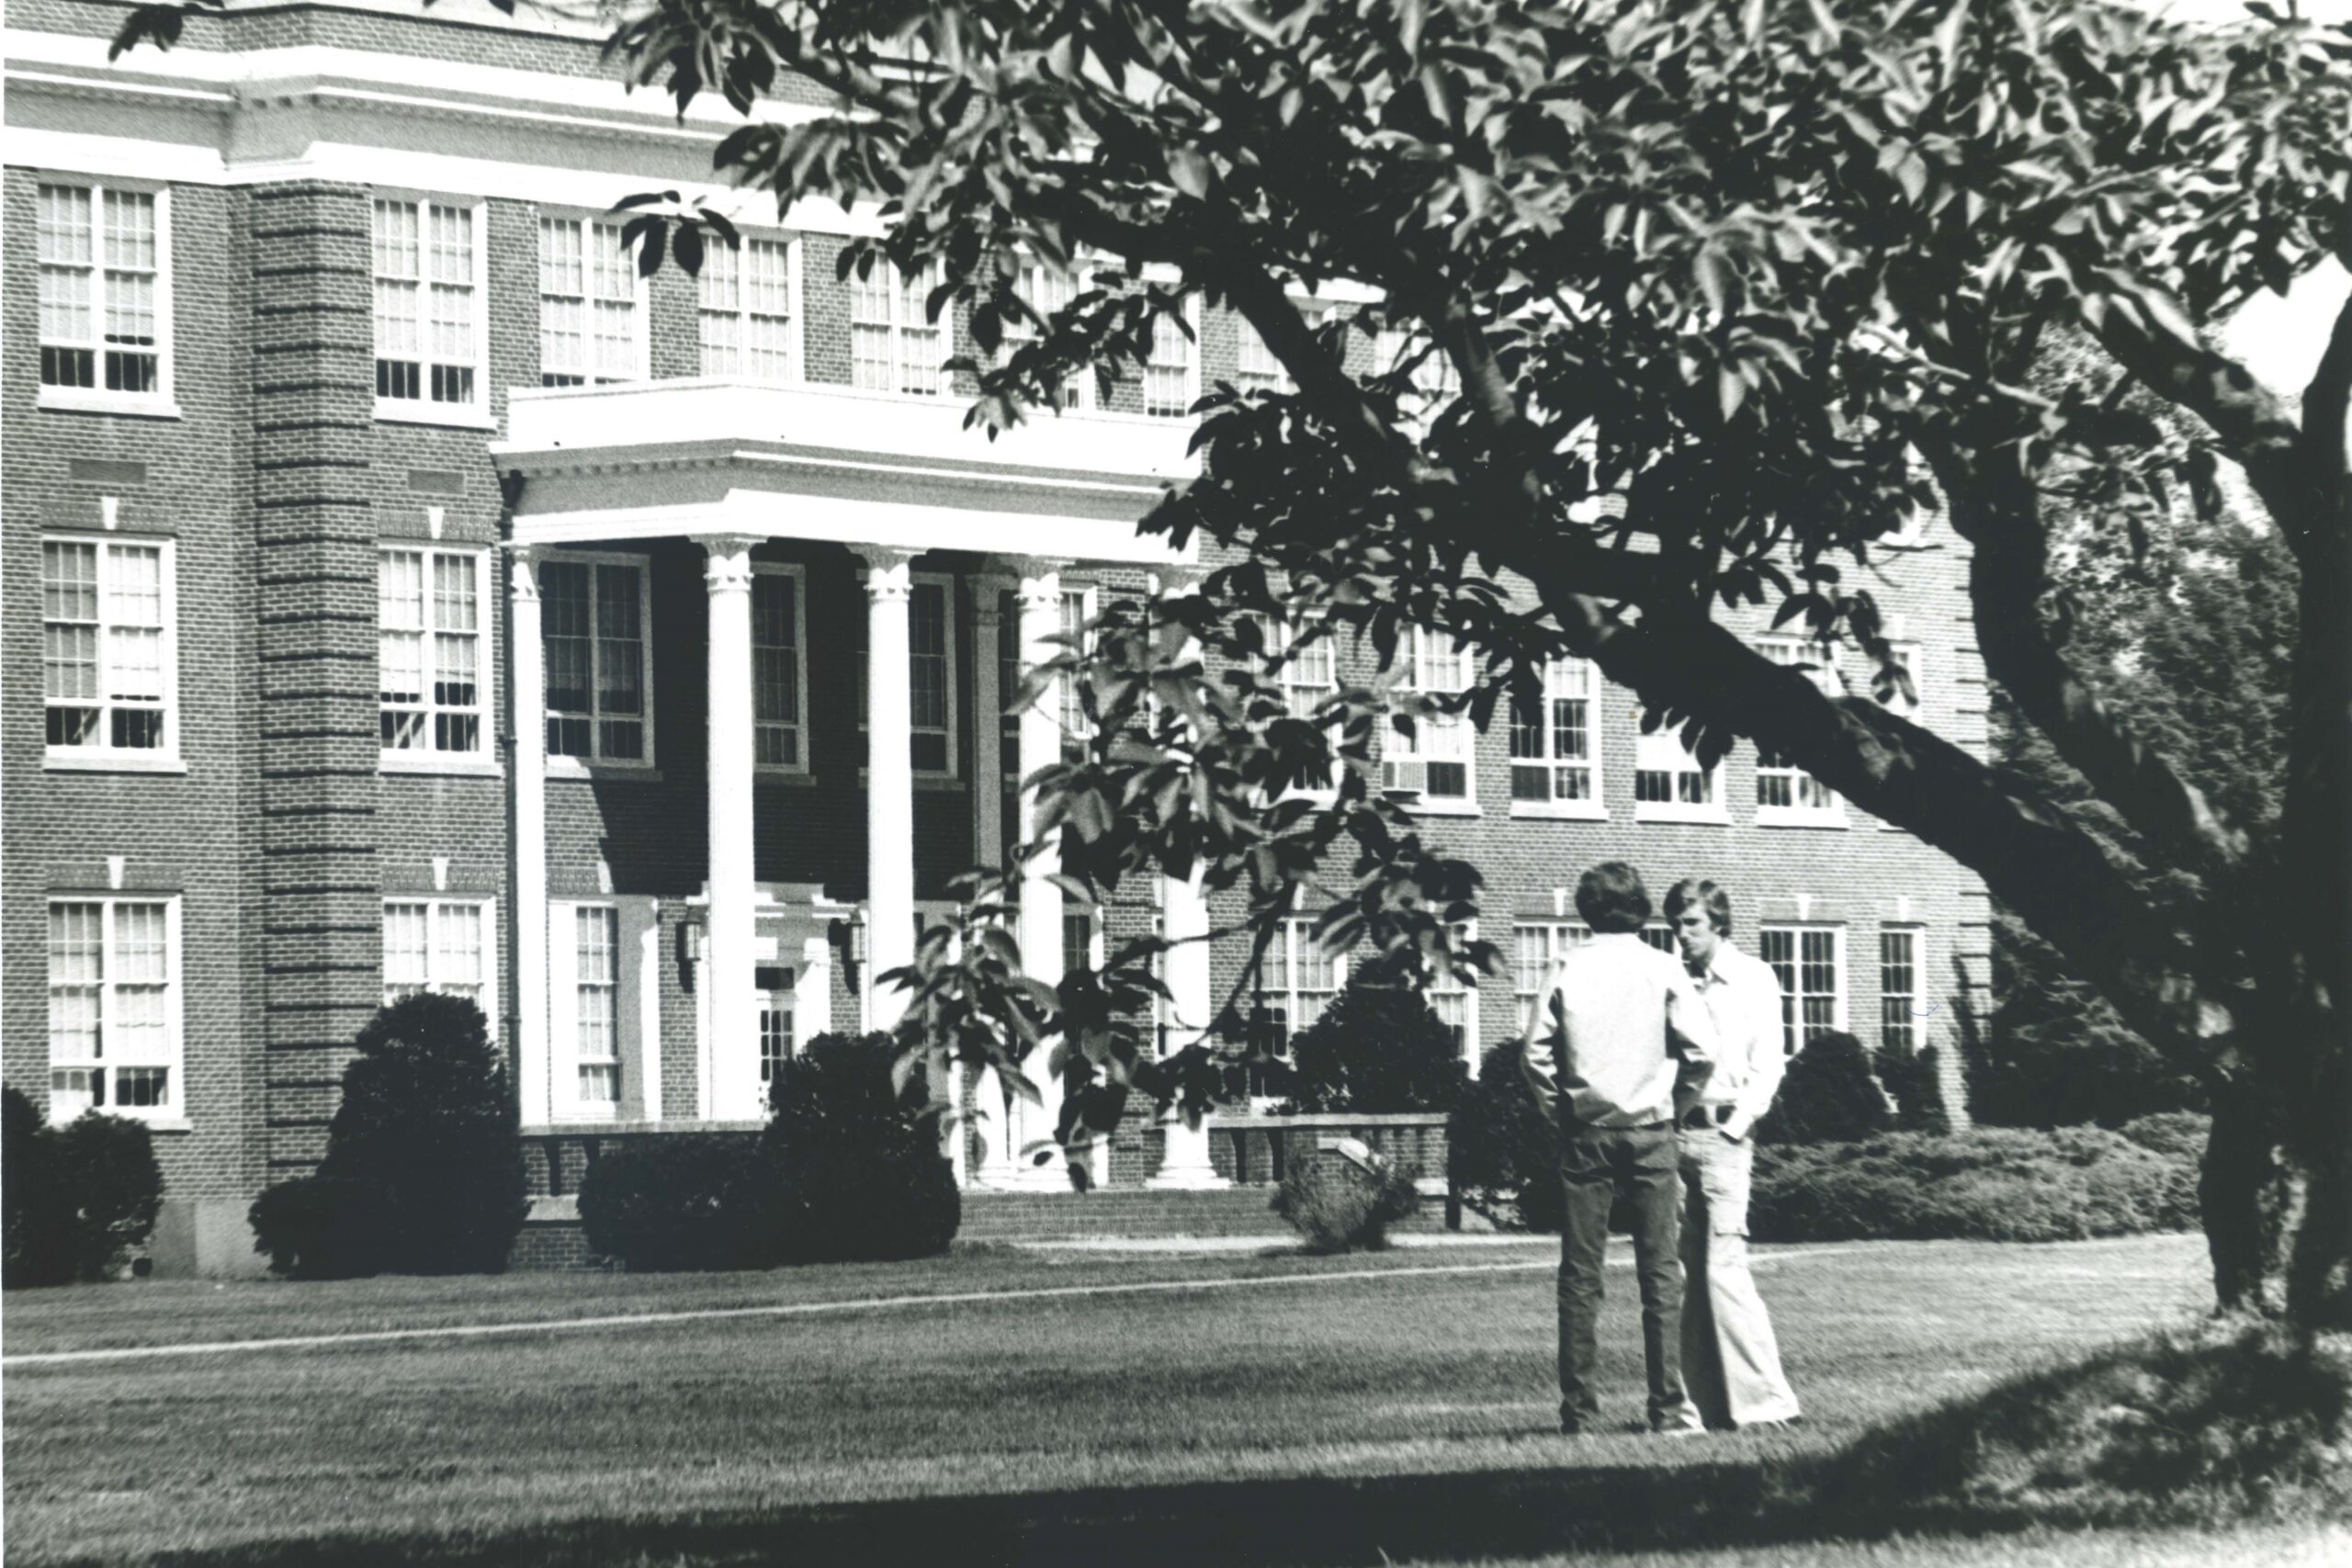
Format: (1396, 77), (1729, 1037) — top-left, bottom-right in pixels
(1649, 1423), (1708, 1438)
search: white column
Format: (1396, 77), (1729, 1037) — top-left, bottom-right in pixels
(972, 582), (1006, 867)
(972, 1064), (1019, 1186)
(698, 535), (762, 1121)
(1147, 571), (1228, 1188)
(1009, 563), (1070, 1187)
(859, 547), (919, 1031)
(797, 932), (832, 1041)
(510, 548), (551, 1127)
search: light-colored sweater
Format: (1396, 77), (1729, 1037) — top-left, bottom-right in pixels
(1520, 933), (1715, 1131)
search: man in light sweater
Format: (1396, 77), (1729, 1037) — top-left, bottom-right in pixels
(1666, 878), (1803, 1429)
(1521, 863), (1714, 1436)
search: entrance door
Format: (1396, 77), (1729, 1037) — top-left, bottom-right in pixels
(755, 964), (796, 1092)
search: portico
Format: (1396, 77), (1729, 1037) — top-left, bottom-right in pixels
(491, 379), (1222, 1188)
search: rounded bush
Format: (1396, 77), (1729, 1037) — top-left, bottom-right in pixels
(1448, 1040), (1562, 1232)
(1754, 1032), (1893, 1145)
(1272, 1149), (1422, 1253)
(578, 1136), (763, 1271)
(756, 1032), (958, 1264)
(49, 1112), (166, 1281)
(1285, 952), (1469, 1114)
(307, 993), (529, 1275)
(248, 1177), (394, 1280)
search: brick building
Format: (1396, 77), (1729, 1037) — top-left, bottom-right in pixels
(3, 0), (1987, 1274)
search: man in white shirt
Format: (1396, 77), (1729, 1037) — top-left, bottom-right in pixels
(1667, 879), (1803, 1429)
(1521, 863), (1714, 1436)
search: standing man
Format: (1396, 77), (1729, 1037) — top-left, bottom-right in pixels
(1521, 863), (1714, 1437)
(1666, 878), (1803, 1429)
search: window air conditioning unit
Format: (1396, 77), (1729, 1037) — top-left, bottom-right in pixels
(1381, 758), (1428, 796)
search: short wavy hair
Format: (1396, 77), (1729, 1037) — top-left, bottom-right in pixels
(1574, 862), (1652, 934)
(1664, 878), (1734, 939)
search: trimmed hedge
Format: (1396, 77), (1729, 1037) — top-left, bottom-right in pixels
(1750, 1119), (2205, 1244)
(1754, 1032), (1892, 1145)
(755, 1032), (959, 1264)
(577, 1136), (764, 1272)
(246, 1178), (394, 1280)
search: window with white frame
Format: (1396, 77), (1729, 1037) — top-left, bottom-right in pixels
(381, 898), (491, 1016)
(372, 198), (482, 411)
(858, 576), (957, 773)
(1255, 917), (1341, 1086)
(1427, 923), (1477, 1061)
(379, 547), (486, 759)
(1143, 298), (1199, 418)
(538, 216), (642, 386)
(48, 897), (179, 1121)
(573, 905), (620, 1107)
(42, 536), (175, 758)
(1374, 325), (1460, 416)
(1057, 586), (1095, 763)
(1235, 304), (1329, 395)
(1880, 927), (1920, 1055)
(1385, 626), (1473, 803)
(541, 556), (650, 764)
(1062, 907), (1102, 980)
(38, 181), (170, 403)
(698, 235), (798, 382)
(1001, 263), (1088, 408)
(851, 259), (946, 395)
(999, 587), (1024, 830)
(752, 567), (807, 771)
(1633, 716), (1724, 821)
(1755, 637), (1844, 821)
(1512, 919), (1591, 1032)
(1256, 613), (1340, 793)
(1758, 925), (1842, 1056)
(1510, 657), (1600, 811)
(758, 965), (796, 1084)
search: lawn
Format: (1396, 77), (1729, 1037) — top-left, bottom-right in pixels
(3, 1232), (2337, 1566)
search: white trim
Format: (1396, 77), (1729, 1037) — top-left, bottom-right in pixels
(697, 231), (804, 386)
(750, 562), (811, 775)
(1385, 626), (1476, 805)
(1754, 637), (1849, 828)
(848, 255), (954, 398)
(537, 548), (658, 769)
(1428, 919), (1480, 1070)
(1507, 656), (1604, 819)
(368, 193), (491, 423)
(1001, 260), (1094, 411)
(31, 178), (177, 419)
(1758, 923), (1849, 1054)
(377, 545), (493, 766)
(40, 532), (181, 767)
(1632, 722), (1727, 825)
(1142, 293), (1204, 419)
(910, 570), (960, 778)
(43, 893), (187, 1124)
(537, 210), (652, 387)
(1877, 923), (1926, 1055)
(379, 895), (501, 1040)
(551, 899), (623, 1122)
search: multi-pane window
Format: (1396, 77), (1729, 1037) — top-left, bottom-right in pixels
(574, 906), (619, 1107)
(698, 236), (797, 382)
(1640, 924), (1679, 955)
(999, 588), (1023, 839)
(1881, 929), (1919, 1055)
(539, 217), (640, 386)
(372, 199), (480, 408)
(1759, 926), (1842, 1056)
(42, 538), (173, 756)
(752, 569), (806, 771)
(1002, 264), (1087, 408)
(1374, 326), (1460, 416)
(1756, 637), (1843, 818)
(1062, 908), (1100, 979)
(381, 899), (489, 1014)
(911, 579), (955, 773)
(1057, 587), (1094, 764)
(38, 183), (165, 398)
(1235, 305), (1328, 395)
(1385, 626), (1472, 801)
(1510, 658), (1599, 809)
(48, 898), (177, 1121)
(1258, 615), (1340, 793)
(542, 558), (650, 763)
(850, 260), (946, 395)
(1512, 920), (1592, 1032)
(1428, 923), (1476, 1060)
(1143, 299), (1198, 418)
(1258, 917), (1341, 1055)
(758, 966), (796, 1084)
(1634, 720), (1721, 819)
(379, 549), (485, 757)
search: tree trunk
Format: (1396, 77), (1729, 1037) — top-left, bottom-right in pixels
(2200, 1081), (2286, 1316)
(2284, 1064), (2352, 1333)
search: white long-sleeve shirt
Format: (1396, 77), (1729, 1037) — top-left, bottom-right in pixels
(1679, 942), (1790, 1142)
(1520, 933), (1715, 1130)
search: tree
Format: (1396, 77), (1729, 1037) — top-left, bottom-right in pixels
(1285, 950), (1469, 1112)
(117, 0), (2352, 1326)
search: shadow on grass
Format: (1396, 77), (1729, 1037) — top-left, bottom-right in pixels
(87, 1325), (2351, 1567)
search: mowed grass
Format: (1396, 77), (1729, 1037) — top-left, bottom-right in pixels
(4, 1232), (2332, 1566)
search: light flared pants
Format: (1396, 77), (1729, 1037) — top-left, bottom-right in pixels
(1677, 1129), (1803, 1429)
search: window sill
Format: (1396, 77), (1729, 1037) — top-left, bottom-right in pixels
(1397, 798), (1481, 818)
(756, 768), (818, 786)
(548, 760), (664, 783)
(39, 389), (183, 420)
(548, 1107), (620, 1125)
(1633, 805), (1731, 826)
(381, 753), (502, 779)
(45, 751), (187, 775)
(1756, 809), (1849, 829)
(375, 400), (499, 431)
(855, 771), (968, 792)
(54, 1115), (190, 1133)
(1510, 802), (1608, 822)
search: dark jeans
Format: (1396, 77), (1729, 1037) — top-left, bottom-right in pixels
(1555, 1123), (1691, 1431)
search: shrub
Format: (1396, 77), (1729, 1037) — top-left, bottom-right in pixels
(2117, 1110), (2211, 1160)
(4, 1087), (74, 1288)
(248, 1177), (395, 1280)
(578, 1136), (763, 1271)
(756, 1032), (958, 1264)
(1284, 951), (1468, 1113)
(51, 1112), (166, 1281)
(1272, 1145), (1423, 1253)
(1872, 1035), (1945, 1133)
(1754, 1032), (1892, 1145)
(1448, 1040), (1562, 1233)
(1750, 1125), (2201, 1244)
(302, 993), (529, 1275)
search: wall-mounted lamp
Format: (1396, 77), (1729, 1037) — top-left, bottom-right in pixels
(678, 922), (705, 992)
(849, 905), (870, 966)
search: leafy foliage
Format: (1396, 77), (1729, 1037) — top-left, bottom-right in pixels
(756, 1032), (960, 1264)
(1271, 1147), (1422, 1254)
(4, 1093), (166, 1285)
(1753, 1032), (1894, 1147)
(310, 994), (529, 1276)
(4, 1086), (74, 1288)
(1448, 1039), (1563, 1234)
(248, 1177), (395, 1280)
(1284, 950), (1468, 1113)
(577, 1135), (765, 1272)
